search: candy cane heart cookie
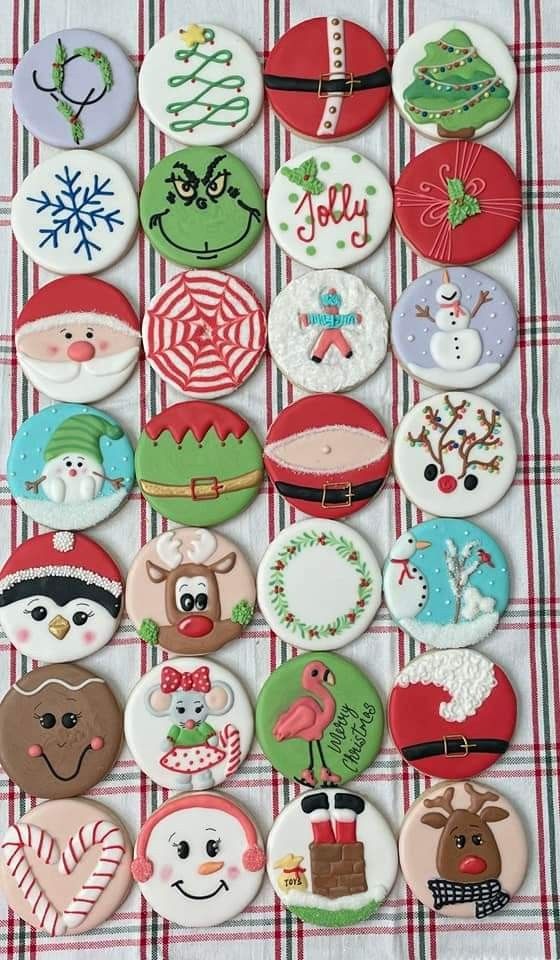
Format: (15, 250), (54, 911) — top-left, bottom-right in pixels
(0, 798), (132, 935)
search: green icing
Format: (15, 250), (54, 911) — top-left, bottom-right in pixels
(231, 599), (254, 626)
(446, 177), (481, 227)
(281, 157), (325, 195)
(289, 898), (381, 927)
(139, 618), (159, 646)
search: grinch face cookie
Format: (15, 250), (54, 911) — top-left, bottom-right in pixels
(267, 147), (392, 269)
(140, 146), (264, 268)
(267, 788), (397, 927)
(8, 403), (135, 530)
(135, 401), (262, 526)
(392, 391), (516, 517)
(0, 663), (123, 799)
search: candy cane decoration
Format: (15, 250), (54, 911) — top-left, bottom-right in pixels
(58, 820), (126, 929)
(220, 723), (241, 778)
(1, 824), (64, 936)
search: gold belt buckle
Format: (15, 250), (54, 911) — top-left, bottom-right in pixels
(321, 482), (353, 508)
(443, 734), (470, 758)
(318, 71), (356, 99)
(190, 476), (220, 500)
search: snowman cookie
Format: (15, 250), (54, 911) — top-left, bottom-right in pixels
(391, 267), (517, 390)
(8, 403), (135, 530)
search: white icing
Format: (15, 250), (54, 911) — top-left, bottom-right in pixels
(395, 649), (497, 722)
(316, 18), (346, 137)
(18, 347), (139, 405)
(285, 887), (387, 912)
(399, 611), (499, 649)
(53, 531), (74, 553)
(461, 585), (496, 620)
(15, 488), (129, 531)
(156, 530), (185, 569)
(407, 360), (501, 389)
(13, 676), (104, 695)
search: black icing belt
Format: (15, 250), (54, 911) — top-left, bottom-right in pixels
(401, 737), (510, 762)
(264, 67), (391, 95)
(274, 477), (385, 506)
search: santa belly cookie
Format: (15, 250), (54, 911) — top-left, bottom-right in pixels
(264, 17), (390, 141)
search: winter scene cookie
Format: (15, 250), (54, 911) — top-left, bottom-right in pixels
(394, 141), (522, 264)
(139, 23), (263, 146)
(391, 267), (517, 390)
(124, 657), (253, 791)
(255, 652), (384, 787)
(392, 20), (517, 142)
(0, 662), (123, 799)
(8, 403), (135, 530)
(12, 29), (136, 149)
(267, 787), (397, 927)
(268, 270), (387, 394)
(131, 792), (265, 926)
(0, 798), (132, 936)
(135, 401), (263, 526)
(388, 648), (516, 778)
(399, 779), (527, 918)
(264, 394), (390, 519)
(257, 520), (382, 651)
(267, 146), (392, 269)
(126, 527), (255, 655)
(392, 391), (517, 517)
(264, 17), (390, 141)
(11, 151), (138, 275)
(0, 531), (123, 663)
(142, 270), (266, 398)
(16, 276), (140, 403)
(139, 146), (264, 268)
(383, 519), (509, 649)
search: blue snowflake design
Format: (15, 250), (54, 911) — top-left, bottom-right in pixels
(26, 164), (125, 261)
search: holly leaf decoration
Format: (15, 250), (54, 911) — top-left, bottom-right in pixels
(446, 177), (481, 228)
(52, 39), (66, 90)
(281, 157), (325, 195)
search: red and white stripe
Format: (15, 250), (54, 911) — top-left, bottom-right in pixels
(58, 820), (126, 930)
(1, 824), (64, 936)
(220, 723), (242, 779)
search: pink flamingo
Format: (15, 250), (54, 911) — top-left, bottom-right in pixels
(273, 660), (341, 787)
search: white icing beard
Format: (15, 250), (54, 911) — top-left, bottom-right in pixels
(0, 596), (117, 662)
(42, 455), (104, 503)
(18, 346), (139, 403)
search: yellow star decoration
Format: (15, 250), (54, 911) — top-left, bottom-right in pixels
(179, 23), (208, 46)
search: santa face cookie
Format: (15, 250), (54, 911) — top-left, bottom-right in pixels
(139, 23), (263, 146)
(124, 658), (253, 791)
(267, 147), (392, 269)
(142, 270), (266, 399)
(264, 17), (390, 141)
(8, 403), (135, 530)
(131, 792), (265, 926)
(11, 151), (137, 275)
(16, 276), (140, 403)
(0, 531), (123, 663)
(392, 391), (516, 517)
(135, 401), (262, 526)
(0, 798), (132, 936)
(0, 663), (123, 799)
(12, 29), (136, 149)
(255, 652), (384, 787)
(268, 270), (387, 394)
(267, 788), (397, 927)
(399, 780), (527, 918)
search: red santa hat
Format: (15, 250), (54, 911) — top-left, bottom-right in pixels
(15, 276), (139, 344)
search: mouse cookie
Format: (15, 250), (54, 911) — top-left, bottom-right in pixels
(399, 779), (527, 917)
(267, 787), (397, 927)
(0, 798), (132, 936)
(255, 651), (384, 786)
(0, 663), (123, 799)
(131, 792), (265, 926)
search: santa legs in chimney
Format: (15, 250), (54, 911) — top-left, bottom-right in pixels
(301, 792), (367, 900)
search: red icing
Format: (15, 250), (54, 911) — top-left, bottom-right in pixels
(16, 275), (139, 333)
(295, 184), (368, 249)
(0, 532), (123, 590)
(438, 475), (458, 494)
(144, 401), (251, 444)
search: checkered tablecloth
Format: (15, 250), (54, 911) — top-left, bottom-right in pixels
(0, 1), (558, 958)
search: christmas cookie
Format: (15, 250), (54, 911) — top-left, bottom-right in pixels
(142, 270), (266, 398)
(131, 792), (265, 926)
(135, 401), (262, 526)
(255, 651), (383, 786)
(0, 798), (132, 936)
(268, 270), (387, 394)
(124, 658), (253, 791)
(264, 395), (390, 519)
(391, 267), (517, 390)
(12, 29), (136, 148)
(267, 788), (397, 927)
(11, 151), (138, 275)
(0, 531), (123, 663)
(139, 23), (263, 146)
(392, 20), (517, 142)
(264, 17), (390, 141)
(384, 519), (509, 649)
(267, 147), (392, 269)
(16, 276), (140, 403)
(139, 146), (264, 268)
(7, 403), (135, 530)
(394, 141), (521, 264)
(399, 779), (527, 917)
(0, 663), (123, 799)
(392, 391), (516, 517)
(388, 648), (516, 778)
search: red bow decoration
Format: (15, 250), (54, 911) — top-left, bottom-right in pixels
(160, 665), (211, 694)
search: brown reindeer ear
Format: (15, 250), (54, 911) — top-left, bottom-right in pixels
(480, 807), (510, 823)
(210, 551), (237, 575)
(421, 812), (448, 829)
(146, 561), (169, 583)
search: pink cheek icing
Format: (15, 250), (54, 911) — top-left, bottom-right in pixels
(15, 628), (30, 644)
(27, 744), (43, 758)
(159, 864), (174, 884)
(83, 630), (96, 645)
(227, 865), (240, 880)
(90, 737), (104, 751)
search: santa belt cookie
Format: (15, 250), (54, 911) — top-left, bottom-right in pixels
(264, 65), (390, 96)
(402, 735), (510, 763)
(275, 475), (385, 508)
(139, 467), (263, 501)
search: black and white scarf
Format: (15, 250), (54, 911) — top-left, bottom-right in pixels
(427, 877), (510, 918)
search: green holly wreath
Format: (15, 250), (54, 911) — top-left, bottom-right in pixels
(52, 39), (113, 144)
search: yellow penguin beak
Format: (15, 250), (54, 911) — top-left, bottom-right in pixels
(415, 540), (432, 550)
(48, 614), (71, 640)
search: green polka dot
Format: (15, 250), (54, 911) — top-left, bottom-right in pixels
(320, 161), (331, 170)
(366, 185), (376, 195)
(305, 215), (312, 224)
(279, 222), (288, 231)
(336, 240), (346, 249)
(334, 182), (343, 191)
(306, 245), (316, 256)
(288, 192), (299, 203)
(365, 234), (371, 242)
(333, 210), (342, 219)
(352, 154), (362, 163)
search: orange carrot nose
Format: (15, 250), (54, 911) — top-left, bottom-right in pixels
(197, 860), (224, 875)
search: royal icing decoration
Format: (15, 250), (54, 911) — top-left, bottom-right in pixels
(267, 788), (397, 927)
(267, 146), (392, 269)
(391, 267), (517, 390)
(384, 519), (509, 649)
(142, 270), (266, 398)
(392, 391), (517, 517)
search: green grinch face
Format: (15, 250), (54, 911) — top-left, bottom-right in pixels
(140, 146), (264, 268)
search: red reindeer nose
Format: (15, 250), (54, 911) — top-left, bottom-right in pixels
(68, 468), (78, 477)
(177, 615), (213, 638)
(67, 340), (95, 362)
(459, 855), (487, 875)
(437, 474), (458, 494)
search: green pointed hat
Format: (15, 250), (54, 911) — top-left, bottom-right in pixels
(44, 414), (123, 464)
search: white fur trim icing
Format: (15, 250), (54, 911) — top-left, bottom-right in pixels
(0, 565), (122, 598)
(395, 649), (496, 722)
(53, 531), (75, 553)
(15, 311), (140, 342)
